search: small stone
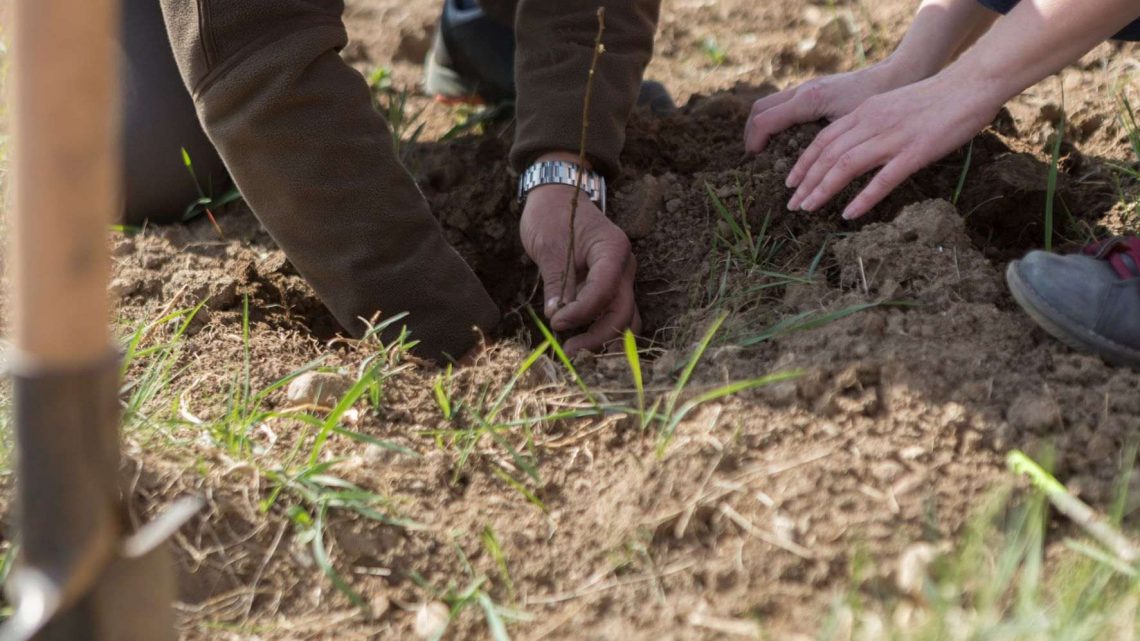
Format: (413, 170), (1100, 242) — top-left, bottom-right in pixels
(802, 5), (825, 25)
(286, 372), (354, 407)
(370, 593), (391, 620)
(363, 443), (395, 465)
(797, 38), (842, 71)
(256, 251), (292, 277)
(109, 277), (141, 298)
(613, 174), (665, 240)
(523, 355), (561, 388)
(899, 446), (925, 461)
(414, 601), (450, 639)
(896, 543), (945, 598)
(111, 237), (136, 256)
(760, 380), (798, 408)
(816, 14), (856, 47)
(1006, 392), (1063, 433)
(665, 198), (684, 214)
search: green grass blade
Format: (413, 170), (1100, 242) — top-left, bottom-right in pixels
(434, 364), (453, 420)
(481, 526), (514, 599)
(623, 330), (645, 422)
(952, 138), (974, 206)
(308, 364), (382, 466)
(312, 506), (370, 613)
(491, 466), (547, 512)
(526, 308), (594, 403)
(332, 426), (420, 459)
(477, 592), (512, 641)
(673, 312), (727, 399)
(488, 432), (541, 484)
(487, 340), (552, 420)
(662, 370), (803, 444)
(742, 302), (888, 346)
(706, 182), (745, 242)
(1045, 109), (1066, 251)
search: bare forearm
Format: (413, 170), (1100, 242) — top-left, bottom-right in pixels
(885, 0), (997, 83)
(948, 0), (1139, 102)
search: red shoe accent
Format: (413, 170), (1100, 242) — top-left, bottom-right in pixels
(432, 93), (486, 106)
(1083, 237), (1140, 280)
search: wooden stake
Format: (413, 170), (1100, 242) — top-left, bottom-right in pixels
(12, 0), (118, 367)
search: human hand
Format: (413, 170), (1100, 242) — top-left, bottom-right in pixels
(744, 58), (925, 154)
(520, 183), (640, 354)
(784, 71), (1004, 220)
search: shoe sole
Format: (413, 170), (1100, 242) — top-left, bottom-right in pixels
(423, 49), (479, 102)
(1006, 260), (1140, 369)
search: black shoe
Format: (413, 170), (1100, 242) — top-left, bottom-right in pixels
(424, 0), (516, 104)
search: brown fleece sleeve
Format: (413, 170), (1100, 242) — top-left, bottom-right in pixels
(492, 0), (661, 180)
(160, 0), (499, 361)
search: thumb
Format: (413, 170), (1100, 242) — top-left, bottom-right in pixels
(538, 249), (578, 320)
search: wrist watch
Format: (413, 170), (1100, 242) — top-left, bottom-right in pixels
(517, 160), (606, 214)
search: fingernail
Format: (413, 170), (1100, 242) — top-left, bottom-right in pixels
(841, 208), (856, 221)
(801, 195), (818, 212)
(545, 297), (560, 316)
(785, 174), (799, 188)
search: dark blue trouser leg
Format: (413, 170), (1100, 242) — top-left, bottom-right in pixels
(976, 0), (1140, 41)
(121, 0), (230, 225)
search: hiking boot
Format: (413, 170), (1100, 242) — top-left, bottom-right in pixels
(424, 0), (676, 114)
(1006, 238), (1140, 368)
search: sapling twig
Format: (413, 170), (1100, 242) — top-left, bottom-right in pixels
(560, 7), (607, 306)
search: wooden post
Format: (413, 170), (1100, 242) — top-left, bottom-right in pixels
(2, 1), (182, 640)
(12, 0), (117, 364)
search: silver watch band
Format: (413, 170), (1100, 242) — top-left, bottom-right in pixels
(517, 160), (606, 214)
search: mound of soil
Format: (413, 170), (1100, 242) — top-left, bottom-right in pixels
(97, 83), (1140, 641)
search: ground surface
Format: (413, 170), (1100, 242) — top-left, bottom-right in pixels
(12, 1), (1140, 640)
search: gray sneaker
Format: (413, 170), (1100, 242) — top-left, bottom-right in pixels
(1006, 238), (1140, 368)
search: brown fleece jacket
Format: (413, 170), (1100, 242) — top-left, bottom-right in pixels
(160, 0), (499, 361)
(157, 0), (657, 360)
(482, 0), (661, 179)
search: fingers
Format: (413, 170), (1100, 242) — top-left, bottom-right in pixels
(537, 243), (578, 319)
(744, 86), (823, 154)
(564, 258), (638, 354)
(551, 235), (630, 332)
(785, 116), (855, 191)
(749, 88), (796, 117)
(843, 156), (916, 220)
(794, 133), (895, 213)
